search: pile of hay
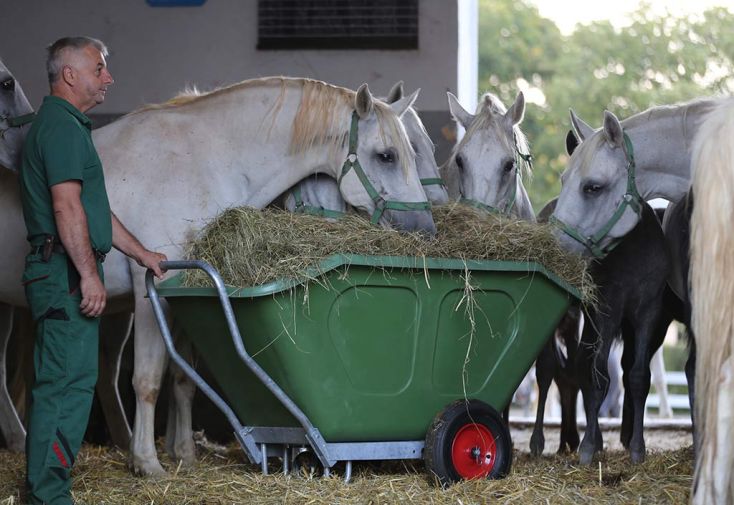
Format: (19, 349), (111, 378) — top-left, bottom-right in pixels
(184, 203), (594, 301)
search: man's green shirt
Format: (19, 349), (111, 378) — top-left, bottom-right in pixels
(20, 95), (112, 253)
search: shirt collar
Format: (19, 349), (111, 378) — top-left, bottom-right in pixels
(43, 95), (93, 130)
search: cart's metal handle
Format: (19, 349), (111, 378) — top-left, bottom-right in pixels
(146, 260), (334, 468)
(146, 261), (261, 464)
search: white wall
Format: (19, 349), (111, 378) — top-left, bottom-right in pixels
(1, 0), (458, 114)
(1, 0), (476, 162)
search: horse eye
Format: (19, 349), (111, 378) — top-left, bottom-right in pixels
(583, 183), (603, 194)
(375, 150), (395, 164)
(503, 160), (515, 173)
(1, 78), (14, 91)
(455, 154), (464, 170)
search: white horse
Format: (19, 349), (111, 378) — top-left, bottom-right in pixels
(441, 91), (535, 222)
(1, 76), (435, 475)
(281, 81), (449, 216)
(690, 97), (734, 505)
(0, 59), (34, 452)
(551, 100), (717, 256)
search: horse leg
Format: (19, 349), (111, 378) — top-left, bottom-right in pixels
(0, 304), (25, 452)
(650, 346), (672, 418)
(129, 282), (169, 477)
(599, 341), (623, 418)
(626, 322), (664, 464)
(97, 311), (133, 448)
(164, 330), (196, 466)
(577, 316), (615, 465)
(620, 336), (634, 449)
(557, 375), (579, 453)
(530, 341), (554, 456)
(558, 308), (581, 453)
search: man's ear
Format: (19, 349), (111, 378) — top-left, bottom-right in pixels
(61, 65), (75, 85)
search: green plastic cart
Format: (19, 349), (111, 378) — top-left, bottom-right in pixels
(146, 254), (579, 484)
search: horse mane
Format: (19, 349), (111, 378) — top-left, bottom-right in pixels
(622, 97), (720, 130)
(129, 76), (414, 178)
(690, 96), (734, 503)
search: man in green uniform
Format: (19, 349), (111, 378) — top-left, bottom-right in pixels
(20, 36), (167, 505)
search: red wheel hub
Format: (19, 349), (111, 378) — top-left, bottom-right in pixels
(451, 423), (497, 479)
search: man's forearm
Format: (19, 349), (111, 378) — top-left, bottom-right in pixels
(111, 213), (147, 263)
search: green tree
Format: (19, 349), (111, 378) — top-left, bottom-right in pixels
(477, 1), (734, 210)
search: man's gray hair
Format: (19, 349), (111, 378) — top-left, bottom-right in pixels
(46, 36), (109, 85)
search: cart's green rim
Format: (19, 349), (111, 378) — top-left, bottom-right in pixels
(156, 254), (581, 300)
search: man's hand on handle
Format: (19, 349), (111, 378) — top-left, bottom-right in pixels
(137, 250), (168, 279)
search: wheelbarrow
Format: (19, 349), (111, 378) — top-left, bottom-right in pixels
(146, 254), (579, 484)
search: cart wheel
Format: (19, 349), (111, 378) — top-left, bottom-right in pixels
(424, 399), (512, 486)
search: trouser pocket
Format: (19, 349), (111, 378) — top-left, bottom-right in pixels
(23, 254), (68, 322)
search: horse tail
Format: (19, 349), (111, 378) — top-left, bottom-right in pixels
(690, 97), (734, 505)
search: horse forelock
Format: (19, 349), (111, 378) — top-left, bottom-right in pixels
(571, 133), (608, 179)
(373, 102), (416, 180)
(455, 93), (532, 177)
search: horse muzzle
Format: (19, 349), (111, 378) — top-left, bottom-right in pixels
(383, 208), (437, 237)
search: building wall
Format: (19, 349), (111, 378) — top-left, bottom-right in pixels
(1, 0), (472, 162)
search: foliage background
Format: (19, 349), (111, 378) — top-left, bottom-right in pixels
(477, 0), (734, 210)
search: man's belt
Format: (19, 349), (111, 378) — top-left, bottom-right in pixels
(31, 237), (106, 263)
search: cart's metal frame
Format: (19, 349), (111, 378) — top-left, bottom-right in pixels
(146, 260), (426, 480)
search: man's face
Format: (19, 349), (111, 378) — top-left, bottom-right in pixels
(68, 45), (114, 112)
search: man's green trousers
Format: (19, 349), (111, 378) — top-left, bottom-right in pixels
(23, 251), (101, 505)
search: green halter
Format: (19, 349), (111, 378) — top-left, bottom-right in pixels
(0, 111), (35, 139)
(420, 177), (446, 188)
(460, 147), (532, 217)
(550, 132), (643, 258)
(338, 111), (432, 225)
(291, 185), (347, 220)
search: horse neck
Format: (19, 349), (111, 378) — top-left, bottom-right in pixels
(625, 100), (718, 201)
(183, 85), (348, 207)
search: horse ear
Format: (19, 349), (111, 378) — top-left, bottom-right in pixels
(355, 83), (374, 119)
(447, 92), (474, 129)
(504, 91), (526, 129)
(602, 110), (624, 148)
(389, 88), (419, 118)
(566, 130), (579, 155)
(569, 109), (594, 141)
(385, 81), (404, 104)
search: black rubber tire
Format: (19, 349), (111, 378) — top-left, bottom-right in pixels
(424, 399), (512, 486)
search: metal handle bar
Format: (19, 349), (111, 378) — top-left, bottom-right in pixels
(145, 260), (334, 468)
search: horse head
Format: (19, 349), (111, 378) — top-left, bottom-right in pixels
(0, 60), (34, 172)
(282, 173), (348, 221)
(383, 81), (448, 205)
(444, 91), (535, 221)
(337, 83), (436, 235)
(551, 109), (643, 258)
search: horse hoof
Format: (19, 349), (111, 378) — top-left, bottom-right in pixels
(529, 435), (544, 457)
(130, 458), (168, 477)
(171, 440), (197, 466)
(630, 450), (646, 464)
(578, 448), (595, 465)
